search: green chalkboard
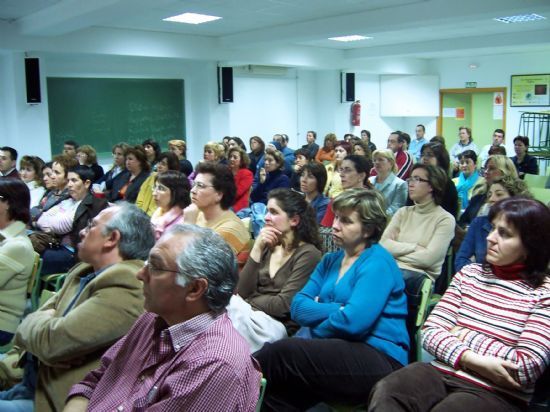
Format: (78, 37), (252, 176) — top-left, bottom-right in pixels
(47, 78), (185, 155)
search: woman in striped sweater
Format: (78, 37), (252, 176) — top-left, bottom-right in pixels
(369, 197), (550, 411)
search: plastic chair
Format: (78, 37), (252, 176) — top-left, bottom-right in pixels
(256, 377), (267, 412)
(530, 188), (550, 205)
(404, 276), (434, 363)
(524, 174), (548, 189)
(28, 254), (43, 311)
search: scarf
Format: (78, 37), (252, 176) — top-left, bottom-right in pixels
(456, 170), (479, 209)
(490, 262), (526, 281)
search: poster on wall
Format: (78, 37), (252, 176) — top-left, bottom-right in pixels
(511, 74), (550, 107)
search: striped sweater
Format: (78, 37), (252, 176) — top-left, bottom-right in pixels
(422, 263), (550, 401)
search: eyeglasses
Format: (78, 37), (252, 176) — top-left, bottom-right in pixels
(192, 181), (214, 190)
(406, 176), (430, 184)
(144, 260), (181, 276)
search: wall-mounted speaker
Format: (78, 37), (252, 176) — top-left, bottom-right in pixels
(218, 66), (234, 103)
(341, 72), (355, 102)
(25, 57), (41, 104)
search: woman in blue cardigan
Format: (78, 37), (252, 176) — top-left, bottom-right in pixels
(255, 188), (409, 411)
(250, 147), (290, 204)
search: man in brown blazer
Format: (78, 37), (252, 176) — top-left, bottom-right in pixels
(0, 203), (155, 412)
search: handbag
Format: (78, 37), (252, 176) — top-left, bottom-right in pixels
(28, 231), (61, 255)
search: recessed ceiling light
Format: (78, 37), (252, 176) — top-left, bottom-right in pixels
(328, 35), (373, 42)
(163, 12), (222, 24)
(494, 13), (545, 23)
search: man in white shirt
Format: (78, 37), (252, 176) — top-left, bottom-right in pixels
(478, 129), (505, 166)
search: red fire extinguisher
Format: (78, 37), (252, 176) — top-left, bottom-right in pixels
(351, 100), (361, 126)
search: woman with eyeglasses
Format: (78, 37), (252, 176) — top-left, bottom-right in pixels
(230, 189), (322, 352)
(255, 189), (408, 410)
(370, 197), (550, 412)
(381, 164), (455, 282)
(135, 151), (180, 216)
(369, 149), (407, 216)
(183, 162), (250, 255)
(150, 171), (191, 240)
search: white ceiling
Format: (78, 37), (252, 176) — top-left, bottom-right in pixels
(1, 0), (550, 69)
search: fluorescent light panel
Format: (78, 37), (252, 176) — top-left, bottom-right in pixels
(163, 12), (221, 24)
(329, 35), (372, 42)
(494, 13), (545, 23)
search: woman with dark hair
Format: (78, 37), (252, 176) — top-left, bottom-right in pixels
(76, 144), (104, 183)
(250, 148), (290, 205)
(168, 139), (193, 176)
(141, 138), (161, 171)
(455, 176), (531, 272)
(228, 137), (247, 152)
(300, 162), (329, 223)
(19, 155), (45, 208)
(419, 142), (458, 218)
(184, 162), (250, 255)
(255, 189), (408, 410)
(228, 147), (253, 213)
(353, 139), (372, 160)
(248, 136), (265, 175)
(361, 129), (377, 152)
(0, 179), (34, 345)
(370, 197), (550, 412)
(511, 135), (539, 179)
(36, 166), (108, 274)
(315, 133), (337, 163)
(323, 140), (351, 199)
(95, 142), (129, 202)
(453, 149), (483, 211)
(117, 145), (150, 203)
(321, 154), (373, 227)
(136, 151), (179, 216)
(450, 126), (478, 173)
(290, 148), (311, 191)
(150, 171), (191, 240)
(381, 164), (455, 282)
(230, 188), (322, 351)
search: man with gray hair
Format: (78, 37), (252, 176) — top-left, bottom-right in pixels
(0, 203), (154, 412)
(65, 224), (261, 411)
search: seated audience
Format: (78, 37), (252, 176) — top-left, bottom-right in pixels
(0, 147), (20, 179)
(361, 129), (377, 153)
(369, 197), (550, 411)
(65, 225), (261, 411)
(151, 171), (191, 240)
(36, 166), (108, 274)
(255, 189), (408, 410)
(454, 176), (531, 272)
(321, 154), (373, 227)
(188, 141), (226, 184)
(250, 148), (290, 205)
(418, 142), (458, 218)
(0, 179), (34, 346)
(381, 164), (455, 282)
(76, 145), (104, 183)
(95, 142), (129, 202)
(62, 140), (79, 160)
(0, 204), (154, 412)
(511, 135), (539, 179)
(168, 139), (193, 176)
(300, 162), (329, 223)
(117, 145), (150, 203)
(378, 132), (413, 180)
(449, 126), (479, 174)
(290, 148), (310, 191)
(314, 133), (337, 164)
(453, 150), (483, 211)
(302, 130), (319, 159)
(184, 162), (250, 255)
(228, 147), (253, 213)
(352, 138), (373, 163)
(248, 136), (265, 175)
(19, 155), (46, 208)
(369, 149), (407, 216)
(324, 141), (351, 199)
(136, 151), (180, 216)
(141, 138), (161, 171)
(228, 136), (247, 152)
(458, 154), (518, 228)
(231, 189), (322, 351)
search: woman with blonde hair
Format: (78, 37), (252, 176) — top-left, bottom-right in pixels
(19, 155), (45, 208)
(369, 149), (407, 216)
(323, 141), (352, 199)
(168, 139), (193, 176)
(76, 144), (104, 183)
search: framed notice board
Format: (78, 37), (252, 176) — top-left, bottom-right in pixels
(47, 78), (185, 155)
(510, 74), (550, 107)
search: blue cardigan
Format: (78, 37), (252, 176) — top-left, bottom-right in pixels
(291, 244), (409, 365)
(250, 170), (290, 204)
(454, 215), (491, 272)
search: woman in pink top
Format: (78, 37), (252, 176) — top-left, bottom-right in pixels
(150, 171), (191, 240)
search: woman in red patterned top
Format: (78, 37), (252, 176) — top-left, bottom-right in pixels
(369, 197), (550, 411)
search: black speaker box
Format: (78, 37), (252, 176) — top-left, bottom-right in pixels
(341, 72), (355, 102)
(218, 66), (234, 103)
(25, 58), (41, 104)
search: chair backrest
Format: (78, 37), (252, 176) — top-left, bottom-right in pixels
(524, 173), (547, 189)
(530, 187), (550, 205)
(255, 377), (267, 412)
(404, 275), (433, 363)
(319, 227), (339, 254)
(26, 253), (42, 295)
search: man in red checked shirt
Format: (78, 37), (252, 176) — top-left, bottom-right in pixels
(65, 224), (261, 412)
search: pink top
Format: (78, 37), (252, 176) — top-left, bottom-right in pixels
(150, 207), (184, 240)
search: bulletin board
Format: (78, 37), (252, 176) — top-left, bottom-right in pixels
(511, 74), (550, 107)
